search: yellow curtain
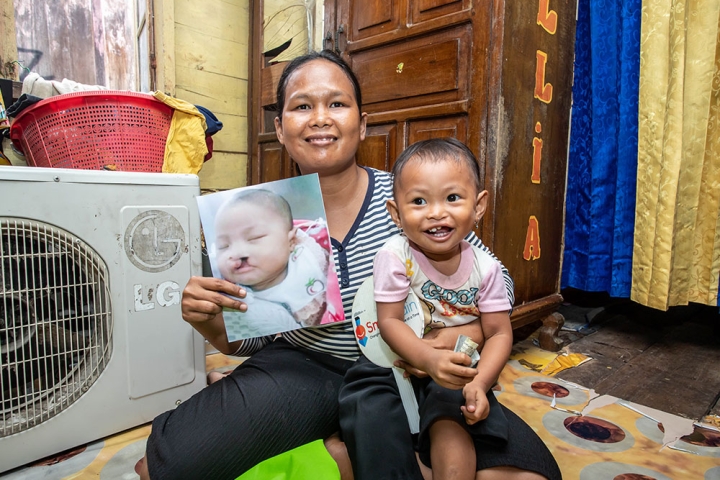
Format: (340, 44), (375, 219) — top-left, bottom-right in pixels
(632, 0), (720, 310)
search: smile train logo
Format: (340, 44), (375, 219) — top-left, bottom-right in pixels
(354, 316), (367, 347)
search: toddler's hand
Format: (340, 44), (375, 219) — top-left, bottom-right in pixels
(424, 350), (477, 390)
(461, 383), (490, 425)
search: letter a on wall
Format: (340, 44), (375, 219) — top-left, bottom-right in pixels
(523, 216), (541, 260)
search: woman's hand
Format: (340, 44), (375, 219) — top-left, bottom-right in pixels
(181, 276), (247, 354)
(393, 358), (428, 378)
(181, 276), (247, 323)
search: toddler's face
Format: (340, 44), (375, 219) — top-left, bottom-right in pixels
(215, 202), (295, 290)
(389, 158), (486, 262)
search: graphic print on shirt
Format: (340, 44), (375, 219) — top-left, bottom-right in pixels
(420, 280), (480, 332)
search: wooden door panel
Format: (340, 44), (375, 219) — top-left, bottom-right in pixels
(350, 1), (401, 41)
(351, 25), (471, 114)
(407, 116), (468, 145)
(358, 123), (399, 171)
(256, 140), (294, 184)
(339, 0), (473, 54)
(411, 0), (471, 24)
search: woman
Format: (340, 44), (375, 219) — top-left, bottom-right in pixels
(137, 50), (561, 480)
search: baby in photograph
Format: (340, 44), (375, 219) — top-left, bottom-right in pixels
(213, 188), (329, 331)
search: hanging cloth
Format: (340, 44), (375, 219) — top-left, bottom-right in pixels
(631, 0), (720, 310)
(561, 0), (641, 297)
(153, 91), (208, 174)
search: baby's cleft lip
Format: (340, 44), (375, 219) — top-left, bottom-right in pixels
(233, 260), (252, 272)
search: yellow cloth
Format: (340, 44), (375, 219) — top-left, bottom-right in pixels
(153, 91), (208, 174)
(631, 0), (720, 310)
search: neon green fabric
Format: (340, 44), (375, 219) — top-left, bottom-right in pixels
(235, 440), (340, 480)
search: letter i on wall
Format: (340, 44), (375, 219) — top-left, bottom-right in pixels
(532, 122), (543, 184)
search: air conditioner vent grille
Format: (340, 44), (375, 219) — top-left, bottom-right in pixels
(0, 218), (112, 437)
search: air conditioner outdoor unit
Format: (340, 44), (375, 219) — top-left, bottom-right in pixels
(0, 166), (206, 473)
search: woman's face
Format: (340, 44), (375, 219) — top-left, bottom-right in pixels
(275, 59), (367, 176)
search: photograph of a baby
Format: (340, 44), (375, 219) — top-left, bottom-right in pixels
(197, 174), (344, 341)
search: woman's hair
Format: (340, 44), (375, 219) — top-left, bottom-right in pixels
(218, 189), (294, 230)
(391, 138), (482, 193)
(275, 50), (363, 120)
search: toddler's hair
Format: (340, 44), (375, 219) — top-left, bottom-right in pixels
(391, 138), (482, 193)
(218, 189), (294, 230)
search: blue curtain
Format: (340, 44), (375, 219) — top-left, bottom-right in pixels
(561, 0), (641, 297)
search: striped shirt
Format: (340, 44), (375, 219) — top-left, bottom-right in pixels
(235, 168), (514, 360)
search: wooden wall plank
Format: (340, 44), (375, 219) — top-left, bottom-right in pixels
(210, 114), (247, 153)
(154, 0), (176, 94)
(13, 0), (134, 89)
(97, 0), (135, 89)
(173, 85), (248, 153)
(175, 65), (247, 114)
(1, 0), (19, 79)
(175, 23), (247, 81)
(173, 0), (249, 190)
(198, 151), (247, 189)
(175, 0), (248, 45)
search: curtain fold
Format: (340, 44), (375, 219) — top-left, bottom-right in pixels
(561, 0), (641, 297)
(631, 0), (720, 310)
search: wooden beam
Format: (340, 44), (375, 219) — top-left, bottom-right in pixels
(0, 0), (19, 80)
(153, 0), (176, 95)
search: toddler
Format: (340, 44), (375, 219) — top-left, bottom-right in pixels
(374, 138), (513, 479)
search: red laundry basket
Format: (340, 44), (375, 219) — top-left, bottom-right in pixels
(9, 91), (173, 172)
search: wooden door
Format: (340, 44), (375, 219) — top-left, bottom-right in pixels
(330, 0), (489, 184)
